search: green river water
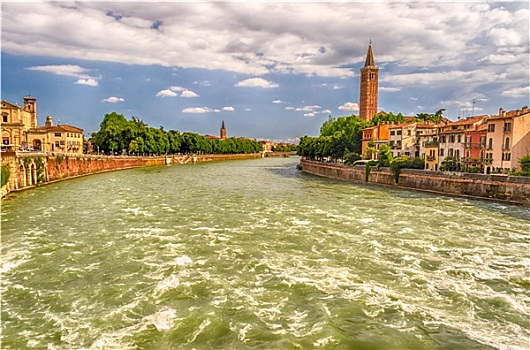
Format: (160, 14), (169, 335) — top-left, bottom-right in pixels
(1, 157), (529, 349)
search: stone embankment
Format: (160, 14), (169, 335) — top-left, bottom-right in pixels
(1, 152), (284, 198)
(300, 159), (530, 205)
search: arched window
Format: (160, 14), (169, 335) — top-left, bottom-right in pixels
(504, 137), (510, 150)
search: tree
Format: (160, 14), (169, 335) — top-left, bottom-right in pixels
(518, 155), (530, 175)
(377, 144), (393, 167)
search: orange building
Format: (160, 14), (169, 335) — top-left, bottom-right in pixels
(361, 124), (390, 159)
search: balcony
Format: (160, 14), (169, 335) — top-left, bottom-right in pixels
(427, 156), (435, 161)
(425, 141), (439, 147)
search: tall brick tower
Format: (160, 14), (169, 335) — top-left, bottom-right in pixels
(23, 95), (37, 128)
(359, 42), (379, 121)
(220, 120), (227, 140)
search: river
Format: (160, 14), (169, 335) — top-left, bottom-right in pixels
(1, 157), (529, 349)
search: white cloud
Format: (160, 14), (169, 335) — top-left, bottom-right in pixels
(285, 106), (295, 110)
(180, 89), (199, 98)
(379, 87), (400, 92)
(338, 102), (359, 111)
(502, 86), (530, 97)
(235, 78), (279, 88)
(75, 78), (98, 86)
(304, 113), (315, 118)
(26, 64), (99, 86)
(156, 89), (178, 97)
(222, 106), (235, 111)
(296, 105), (321, 112)
(102, 96), (125, 103)
(169, 86), (186, 92)
(182, 107), (220, 113)
(272, 100), (283, 104)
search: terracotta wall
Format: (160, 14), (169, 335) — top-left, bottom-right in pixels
(300, 159), (530, 205)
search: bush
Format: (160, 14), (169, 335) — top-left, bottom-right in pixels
(1, 164), (10, 187)
(344, 152), (362, 165)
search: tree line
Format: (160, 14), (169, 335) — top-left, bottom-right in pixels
(90, 112), (262, 155)
(296, 110), (445, 166)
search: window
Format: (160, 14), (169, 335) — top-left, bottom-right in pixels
(55, 141), (60, 147)
(2, 114), (7, 123)
(390, 131), (395, 136)
(449, 135), (455, 143)
(439, 149), (445, 156)
(457, 135), (461, 143)
(397, 130), (402, 135)
(441, 135), (446, 143)
(504, 123), (511, 132)
(54, 132), (61, 137)
(488, 124), (495, 132)
(504, 138), (510, 150)
(407, 130), (411, 136)
(488, 138), (493, 149)
(449, 148), (454, 157)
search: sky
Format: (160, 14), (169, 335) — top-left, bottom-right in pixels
(1, 1), (529, 143)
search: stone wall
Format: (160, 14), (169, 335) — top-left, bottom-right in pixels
(1, 152), (268, 197)
(300, 159), (530, 205)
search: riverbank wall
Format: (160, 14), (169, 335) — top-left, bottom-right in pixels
(300, 159), (530, 205)
(0, 152), (270, 198)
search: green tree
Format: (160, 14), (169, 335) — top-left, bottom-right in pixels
(519, 155), (530, 174)
(377, 144), (393, 167)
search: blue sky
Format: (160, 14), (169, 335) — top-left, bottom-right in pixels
(2, 1), (529, 143)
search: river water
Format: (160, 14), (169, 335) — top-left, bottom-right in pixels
(1, 157), (529, 349)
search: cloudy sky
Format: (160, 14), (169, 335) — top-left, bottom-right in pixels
(2, 1), (529, 142)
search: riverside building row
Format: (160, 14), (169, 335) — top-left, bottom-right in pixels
(361, 106), (530, 174)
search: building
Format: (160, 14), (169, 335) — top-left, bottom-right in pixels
(438, 115), (486, 166)
(389, 122), (437, 158)
(359, 42), (379, 122)
(485, 106), (530, 173)
(421, 133), (440, 171)
(1, 96), (37, 149)
(28, 116), (84, 154)
(1, 96), (84, 154)
(361, 124), (390, 159)
(463, 123), (487, 171)
(220, 120), (227, 140)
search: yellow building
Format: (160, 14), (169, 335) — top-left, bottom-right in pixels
(1, 96), (37, 150)
(1, 96), (84, 154)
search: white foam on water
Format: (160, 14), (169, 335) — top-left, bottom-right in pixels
(358, 218), (374, 223)
(175, 255), (193, 266)
(371, 240), (383, 248)
(122, 207), (153, 216)
(146, 307), (177, 331)
(1, 259), (28, 274)
(156, 274), (180, 294)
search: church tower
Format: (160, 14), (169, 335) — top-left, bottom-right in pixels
(220, 120), (227, 140)
(359, 42), (379, 121)
(23, 95), (37, 128)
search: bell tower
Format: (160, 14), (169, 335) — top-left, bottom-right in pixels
(23, 95), (37, 128)
(359, 42), (379, 121)
(220, 120), (227, 140)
